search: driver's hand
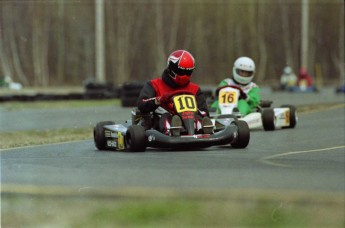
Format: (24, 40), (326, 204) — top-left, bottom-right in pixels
(155, 93), (170, 105)
(230, 85), (248, 101)
(239, 91), (248, 100)
(154, 96), (161, 105)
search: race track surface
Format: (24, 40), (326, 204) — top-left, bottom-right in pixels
(1, 89), (344, 194)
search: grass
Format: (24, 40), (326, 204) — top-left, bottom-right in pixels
(0, 99), (120, 111)
(0, 128), (92, 149)
(2, 191), (344, 227)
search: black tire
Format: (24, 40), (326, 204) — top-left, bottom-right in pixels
(126, 125), (147, 152)
(94, 121), (115, 151)
(202, 89), (213, 99)
(122, 81), (144, 90)
(231, 120), (250, 148)
(260, 100), (273, 108)
(262, 108), (275, 131)
(121, 81), (144, 107)
(121, 88), (142, 96)
(281, 105), (297, 128)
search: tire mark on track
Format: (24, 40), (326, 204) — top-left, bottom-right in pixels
(259, 145), (345, 167)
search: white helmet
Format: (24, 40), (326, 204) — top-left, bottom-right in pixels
(283, 66), (292, 74)
(233, 57), (255, 85)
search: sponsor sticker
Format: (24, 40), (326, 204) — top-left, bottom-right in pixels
(233, 131), (238, 139)
(105, 130), (111, 137)
(117, 132), (125, 150)
(107, 140), (117, 147)
(148, 135), (155, 142)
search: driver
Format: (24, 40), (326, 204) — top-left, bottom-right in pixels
(137, 50), (212, 135)
(211, 56), (261, 115)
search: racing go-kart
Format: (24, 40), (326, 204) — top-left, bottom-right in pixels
(210, 86), (297, 131)
(94, 90), (250, 152)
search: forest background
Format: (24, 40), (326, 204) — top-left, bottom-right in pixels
(0, 0), (343, 88)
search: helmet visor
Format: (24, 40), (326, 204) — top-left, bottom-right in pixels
(170, 63), (193, 76)
(236, 69), (253, 77)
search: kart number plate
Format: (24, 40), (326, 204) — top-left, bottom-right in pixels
(219, 91), (238, 104)
(173, 95), (197, 113)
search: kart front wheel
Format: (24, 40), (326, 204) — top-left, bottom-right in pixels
(94, 121), (115, 151)
(262, 108), (275, 131)
(126, 125), (147, 152)
(231, 120), (250, 148)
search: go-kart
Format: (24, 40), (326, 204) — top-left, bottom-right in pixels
(93, 90), (250, 152)
(210, 86), (297, 131)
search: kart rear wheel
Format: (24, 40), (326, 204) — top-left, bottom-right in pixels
(94, 121), (115, 151)
(262, 108), (275, 131)
(126, 125), (147, 152)
(231, 120), (250, 148)
(281, 105), (297, 128)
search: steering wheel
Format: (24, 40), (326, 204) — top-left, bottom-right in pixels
(161, 90), (194, 104)
(216, 85), (244, 94)
(215, 85), (247, 100)
(228, 85), (245, 93)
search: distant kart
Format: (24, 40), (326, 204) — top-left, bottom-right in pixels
(94, 90), (250, 152)
(210, 86), (297, 131)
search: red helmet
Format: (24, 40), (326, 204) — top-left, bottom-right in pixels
(167, 50), (195, 86)
(299, 68), (307, 76)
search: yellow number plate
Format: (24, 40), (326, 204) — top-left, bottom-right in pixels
(219, 91), (237, 104)
(173, 95), (197, 113)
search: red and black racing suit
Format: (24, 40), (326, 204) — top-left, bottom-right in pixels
(137, 70), (209, 131)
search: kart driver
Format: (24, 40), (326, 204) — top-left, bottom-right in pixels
(211, 56), (261, 115)
(137, 50), (212, 135)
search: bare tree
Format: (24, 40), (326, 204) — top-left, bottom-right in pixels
(0, 6), (11, 78)
(0, 0), (342, 86)
(111, 2), (146, 84)
(335, 2), (344, 82)
(31, 4), (50, 86)
(338, 4), (345, 81)
(192, 3), (208, 84)
(256, 2), (268, 83)
(154, 0), (167, 74)
(3, 3), (29, 85)
(279, 0), (294, 68)
(57, 0), (65, 84)
(152, 1), (182, 76)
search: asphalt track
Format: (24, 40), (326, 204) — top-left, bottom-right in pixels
(1, 89), (345, 195)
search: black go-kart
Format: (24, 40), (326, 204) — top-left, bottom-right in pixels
(93, 90), (250, 152)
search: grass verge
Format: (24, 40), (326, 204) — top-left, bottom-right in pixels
(0, 128), (92, 149)
(1, 99), (120, 111)
(2, 190), (344, 227)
